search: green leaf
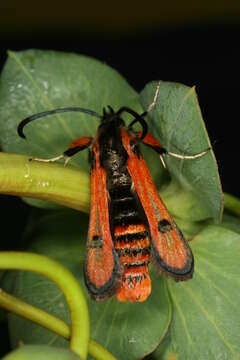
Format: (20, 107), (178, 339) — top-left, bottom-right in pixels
(0, 50), (140, 208)
(3, 345), (82, 360)
(153, 225), (240, 360)
(140, 81), (223, 223)
(5, 211), (171, 360)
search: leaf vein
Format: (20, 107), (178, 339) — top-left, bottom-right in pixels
(195, 268), (238, 309)
(168, 283), (193, 345)
(182, 283), (239, 359)
(196, 253), (240, 285)
(91, 299), (112, 338)
(104, 299), (119, 348)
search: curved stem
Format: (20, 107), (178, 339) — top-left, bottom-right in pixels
(88, 339), (116, 360)
(0, 152), (90, 212)
(224, 193), (240, 217)
(0, 289), (116, 360)
(0, 288), (69, 338)
(0, 252), (89, 359)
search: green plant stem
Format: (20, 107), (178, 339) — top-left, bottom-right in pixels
(0, 288), (69, 338)
(0, 152), (90, 212)
(88, 340), (116, 360)
(0, 289), (116, 360)
(0, 252), (89, 359)
(224, 193), (240, 217)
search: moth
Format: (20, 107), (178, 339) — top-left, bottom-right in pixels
(18, 83), (208, 302)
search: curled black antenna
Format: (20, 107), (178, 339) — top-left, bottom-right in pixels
(17, 107), (102, 139)
(117, 107), (148, 140)
(128, 111), (148, 139)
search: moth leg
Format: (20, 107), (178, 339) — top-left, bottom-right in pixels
(142, 133), (210, 162)
(30, 154), (65, 163)
(117, 107), (148, 140)
(30, 136), (93, 166)
(134, 132), (210, 168)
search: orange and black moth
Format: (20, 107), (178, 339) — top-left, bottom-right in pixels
(18, 96), (206, 302)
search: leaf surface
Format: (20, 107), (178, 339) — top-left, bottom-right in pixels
(153, 225), (240, 360)
(140, 81), (223, 223)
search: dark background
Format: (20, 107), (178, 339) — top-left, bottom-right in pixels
(0, 2), (240, 356)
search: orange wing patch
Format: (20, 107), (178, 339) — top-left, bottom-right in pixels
(121, 128), (193, 281)
(84, 142), (123, 300)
